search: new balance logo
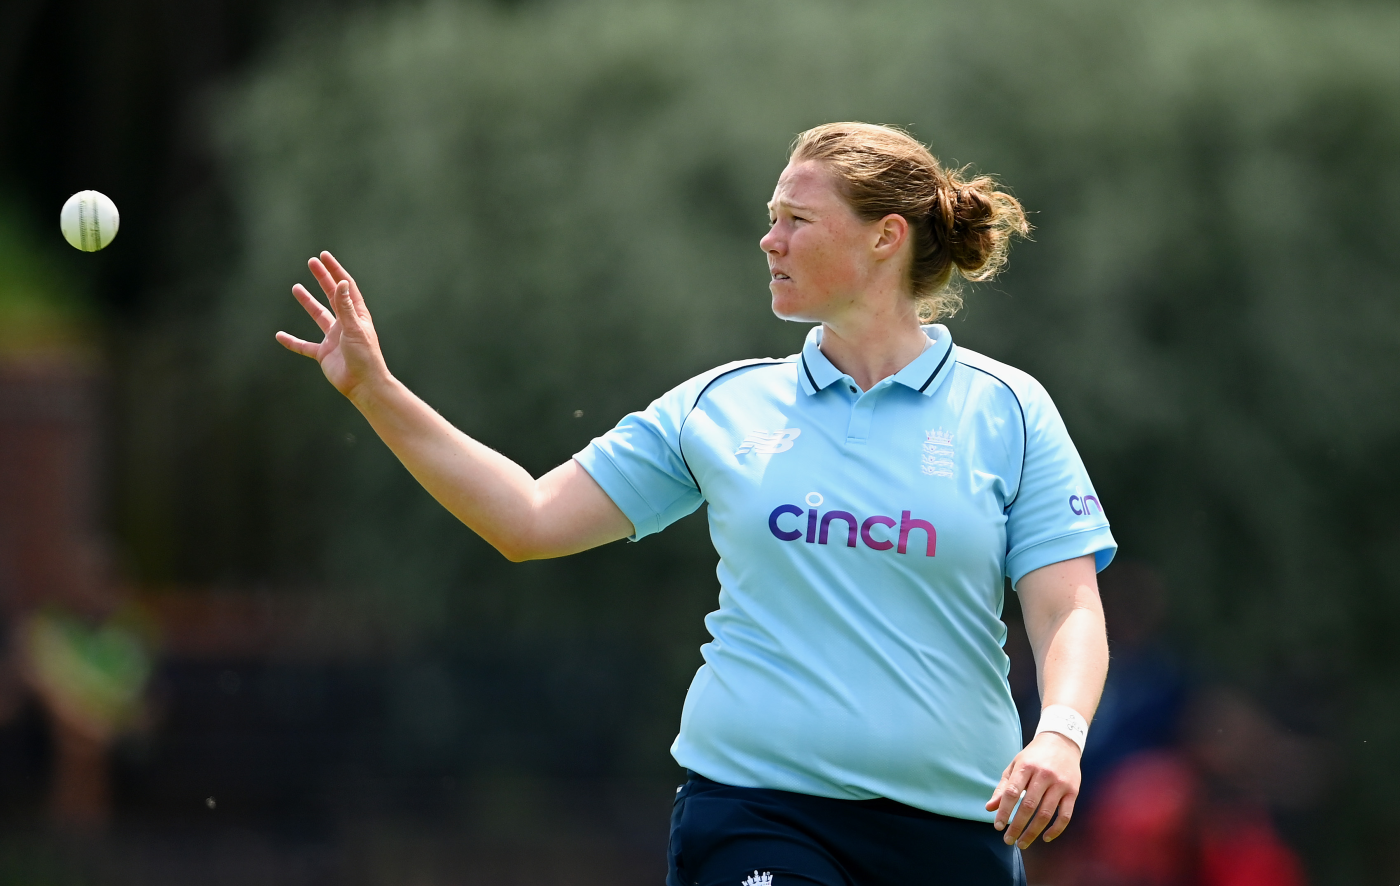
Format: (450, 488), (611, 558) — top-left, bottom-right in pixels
(742, 872), (773, 886)
(735, 428), (801, 456)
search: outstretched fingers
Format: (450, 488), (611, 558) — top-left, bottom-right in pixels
(309, 252), (369, 320)
(319, 250), (351, 281)
(282, 254), (385, 394)
(322, 251), (371, 314)
(292, 283), (334, 333)
(308, 255), (339, 301)
(275, 330), (319, 358)
(277, 282), (332, 356)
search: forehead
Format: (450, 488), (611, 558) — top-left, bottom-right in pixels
(769, 160), (844, 210)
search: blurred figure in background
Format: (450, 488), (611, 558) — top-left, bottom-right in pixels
(1184, 687), (1324, 886)
(1064, 687), (1320, 886)
(19, 545), (153, 831)
(0, 343), (154, 832)
(1022, 563), (1325, 885)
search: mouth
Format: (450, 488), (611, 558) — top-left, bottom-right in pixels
(770, 271), (790, 282)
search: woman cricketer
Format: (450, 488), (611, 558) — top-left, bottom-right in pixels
(277, 122), (1114, 886)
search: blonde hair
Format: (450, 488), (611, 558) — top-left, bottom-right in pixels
(790, 123), (1030, 321)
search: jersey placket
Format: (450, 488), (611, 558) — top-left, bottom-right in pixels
(845, 379), (891, 445)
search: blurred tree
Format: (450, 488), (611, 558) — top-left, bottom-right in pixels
(113, 0), (1399, 878)
(0, 204), (92, 355)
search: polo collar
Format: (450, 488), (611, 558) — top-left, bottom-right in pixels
(798, 324), (956, 397)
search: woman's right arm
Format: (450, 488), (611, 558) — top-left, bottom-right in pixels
(275, 252), (634, 562)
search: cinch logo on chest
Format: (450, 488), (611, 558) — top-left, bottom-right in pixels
(767, 492), (936, 556)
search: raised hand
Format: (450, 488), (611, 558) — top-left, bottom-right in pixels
(273, 249), (632, 561)
(275, 251), (389, 402)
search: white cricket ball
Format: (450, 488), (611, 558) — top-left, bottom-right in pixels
(60, 190), (120, 252)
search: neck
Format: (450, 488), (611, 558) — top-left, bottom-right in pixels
(817, 301), (929, 391)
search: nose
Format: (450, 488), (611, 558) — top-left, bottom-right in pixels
(760, 225), (782, 255)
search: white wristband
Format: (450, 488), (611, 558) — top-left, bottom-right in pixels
(1035, 704), (1088, 754)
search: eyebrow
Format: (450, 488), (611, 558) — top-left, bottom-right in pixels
(767, 199), (814, 213)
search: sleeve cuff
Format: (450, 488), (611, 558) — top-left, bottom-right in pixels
(572, 446), (657, 541)
(1006, 527), (1117, 588)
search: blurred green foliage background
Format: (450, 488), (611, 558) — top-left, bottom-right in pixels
(3, 0), (1398, 881)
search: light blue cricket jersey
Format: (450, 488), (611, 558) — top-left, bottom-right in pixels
(574, 324), (1116, 822)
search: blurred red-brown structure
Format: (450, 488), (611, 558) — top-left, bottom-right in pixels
(0, 354), (107, 616)
(0, 350), (129, 829)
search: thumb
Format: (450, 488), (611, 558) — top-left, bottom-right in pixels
(333, 280), (358, 327)
(986, 778), (1009, 810)
(985, 762), (1014, 809)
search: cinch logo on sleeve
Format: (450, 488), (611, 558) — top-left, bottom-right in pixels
(735, 428), (801, 456)
(767, 492), (936, 556)
(1069, 494), (1102, 516)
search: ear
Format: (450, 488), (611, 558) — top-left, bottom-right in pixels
(871, 213), (910, 261)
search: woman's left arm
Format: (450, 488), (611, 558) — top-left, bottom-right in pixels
(984, 554), (1108, 848)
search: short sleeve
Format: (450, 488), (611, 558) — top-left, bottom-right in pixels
(573, 376), (708, 541)
(1004, 378), (1117, 587)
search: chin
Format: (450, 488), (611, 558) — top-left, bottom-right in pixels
(770, 301), (809, 323)
(770, 290), (819, 323)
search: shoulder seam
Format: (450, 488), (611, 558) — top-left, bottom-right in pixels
(678, 359), (792, 494)
(955, 358), (1028, 507)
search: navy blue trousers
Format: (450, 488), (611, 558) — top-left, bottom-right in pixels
(667, 773), (1027, 886)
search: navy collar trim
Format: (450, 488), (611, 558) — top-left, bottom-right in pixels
(799, 325), (955, 398)
(917, 345), (953, 393)
(800, 354), (820, 392)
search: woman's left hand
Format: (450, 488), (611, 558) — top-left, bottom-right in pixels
(985, 730), (1082, 848)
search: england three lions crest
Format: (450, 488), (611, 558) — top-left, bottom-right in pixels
(921, 428), (954, 478)
(741, 873), (773, 886)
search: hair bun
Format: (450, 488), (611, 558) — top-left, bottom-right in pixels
(942, 173), (1028, 281)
